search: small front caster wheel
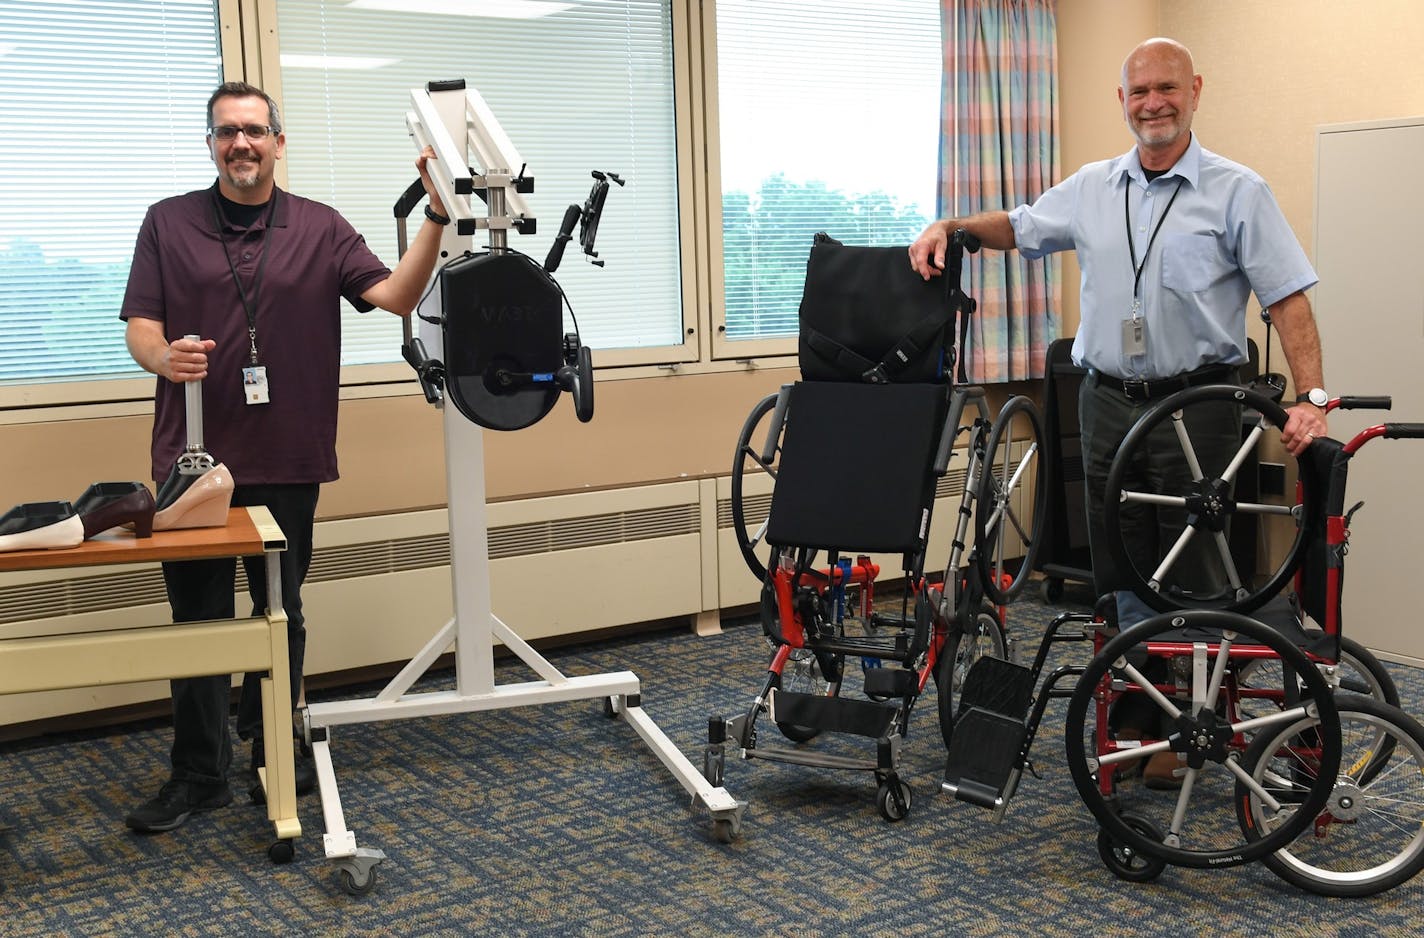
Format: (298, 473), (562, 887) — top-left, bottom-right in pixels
(711, 818), (736, 844)
(1040, 577), (1065, 604)
(267, 839), (295, 865)
(340, 865), (378, 896)
(1097, 813), (1167, 883)
(876, 777), (912, 822)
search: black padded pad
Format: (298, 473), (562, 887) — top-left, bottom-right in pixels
(797, 235), (956, 383)
(766, 381), (948, 554)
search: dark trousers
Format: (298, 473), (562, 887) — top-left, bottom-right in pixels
(1079, 374), (1240, 734)
(1078, 373), (1242, 620)
(162, 483), (319, 786)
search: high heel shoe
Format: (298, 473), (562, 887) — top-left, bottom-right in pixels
(153, 463), (234, 531)
(74, 482), (157, 539)
(0, 501), (84, 552)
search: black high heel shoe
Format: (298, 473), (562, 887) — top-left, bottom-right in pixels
(73, 482), (157, 539)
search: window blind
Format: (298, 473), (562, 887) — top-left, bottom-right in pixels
(274, 0), (684, 366)
(0, 0), (222, 383)
(716, 0), (941, 342)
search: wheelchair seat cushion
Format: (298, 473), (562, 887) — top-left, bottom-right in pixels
(765, 381), (949, 555)
(797, 233), (957, 384)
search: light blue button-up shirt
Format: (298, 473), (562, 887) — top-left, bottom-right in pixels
(1008, 135), (1317, 380)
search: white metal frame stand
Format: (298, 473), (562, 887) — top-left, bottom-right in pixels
(303, 81), (742, 896)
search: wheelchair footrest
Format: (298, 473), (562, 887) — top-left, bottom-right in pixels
(942, 707), (1027, 809)
(771, 690), (899, 739)
(956, 655), (1034, 722)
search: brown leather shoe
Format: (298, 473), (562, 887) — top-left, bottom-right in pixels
(1144, 751), (1183, 790)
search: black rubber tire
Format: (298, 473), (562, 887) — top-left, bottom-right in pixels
(1097, 813), (1168, 883)
(1064, 609), (1341, 869)
(730, 392), (783, 583)
(876, 777), (912, 822)
(1104, 384), (1310, 615)
(267, 839), (295, 865)
(1237, 694), (1424, 897)
(571, 344), (594, 423)
(974, 395), (1048, 604)
(339, 865), (377, 896)
(936, 609), (1007, 752)
(1040, 576), (1065, 604)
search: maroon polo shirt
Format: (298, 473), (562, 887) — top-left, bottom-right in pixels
(121, 183), (391, 485)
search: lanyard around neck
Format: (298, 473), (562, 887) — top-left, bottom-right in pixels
(212, 191), (278, 365)
(1125, 175), (1185, 304)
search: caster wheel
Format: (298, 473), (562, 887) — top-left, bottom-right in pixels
(1040, 577), (1064, 604)
(702, 749), (724, 788)
(1097, 813), (1167, 883)
(711, 818), (736, 844)
(249, 783), (266, 807)
(267, 839), (295, 865)
(340, 865), (378, 896)
(876, 777), (912, 822)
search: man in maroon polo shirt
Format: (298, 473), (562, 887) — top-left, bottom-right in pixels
(119, 81), (451, 833)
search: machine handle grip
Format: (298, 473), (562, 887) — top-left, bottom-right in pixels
(1335, 395), (1392, 410)
(1384, 423), (1424, 439)
(392, 178), (427, 219)
(544, 204), (582, 273)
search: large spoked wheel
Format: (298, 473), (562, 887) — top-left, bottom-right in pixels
(974, 395), (1048, 605)
(936, 606), (1006, 752)
(1104, 384), (1311, 615)
(1237, 636), (1400, 716)
(1237, 693), (1424, 897)
(1064, 609), (1341, 869)
(730, 391), (786, 583)
(773, 646), (843, 743)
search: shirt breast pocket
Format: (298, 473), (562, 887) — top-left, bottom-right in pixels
(1161, 232), (1232, 293)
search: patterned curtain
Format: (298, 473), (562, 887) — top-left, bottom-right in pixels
(941, 0), (1061, 382)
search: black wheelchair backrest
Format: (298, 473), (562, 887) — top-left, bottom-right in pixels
(796, 232), (970, 385)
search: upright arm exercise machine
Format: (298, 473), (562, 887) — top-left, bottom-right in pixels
(302, 80), (743, 896)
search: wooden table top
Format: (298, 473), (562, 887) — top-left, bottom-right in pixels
(0, 507), (285, 573)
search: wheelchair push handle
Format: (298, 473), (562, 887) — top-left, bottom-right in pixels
(1384, 423), (1424, 439)
(1331, 395), (1392, 411)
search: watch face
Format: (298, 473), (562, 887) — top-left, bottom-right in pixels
(1307, 388), (1328, 407)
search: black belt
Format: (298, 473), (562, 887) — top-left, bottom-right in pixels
(1086, 364), (1238, 403)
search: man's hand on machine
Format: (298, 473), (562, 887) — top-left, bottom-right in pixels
(1281, 403), (1327, 457)
(414, 145), (447, 219)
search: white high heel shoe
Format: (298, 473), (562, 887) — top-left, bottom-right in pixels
(153, 463), (235, 531)
(0, 502), (85, 552)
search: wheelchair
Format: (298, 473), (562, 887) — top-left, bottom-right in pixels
(941, 381), (1424, 895)
(704, 230), (1048, 825)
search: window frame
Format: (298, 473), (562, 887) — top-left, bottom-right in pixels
(0, 0), (943, 416)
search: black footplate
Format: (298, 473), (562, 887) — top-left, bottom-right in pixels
(771, 690), (899, 739)
(942, 656), (1036, 809)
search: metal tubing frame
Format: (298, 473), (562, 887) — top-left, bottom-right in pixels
(304, 81), (741, 887)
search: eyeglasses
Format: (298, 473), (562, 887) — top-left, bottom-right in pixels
(208, 124), (276, 142)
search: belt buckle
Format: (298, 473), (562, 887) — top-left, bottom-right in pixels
(1122, 379), (1151, 402)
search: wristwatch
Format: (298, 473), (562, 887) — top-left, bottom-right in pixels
(1295, 387), (1328, 407)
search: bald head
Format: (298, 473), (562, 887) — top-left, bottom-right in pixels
(1118, 37), (1202, 169)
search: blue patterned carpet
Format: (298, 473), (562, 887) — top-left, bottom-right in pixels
(2, 591), (1421, 937)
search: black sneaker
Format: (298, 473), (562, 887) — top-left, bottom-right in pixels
(125, 779), (233, 833)
(248, 738), (317, 803)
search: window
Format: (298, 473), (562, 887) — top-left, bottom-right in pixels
(273, 0), (686, 369)
(712, 0), (941, 355)
(0, 0), (222, 387)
